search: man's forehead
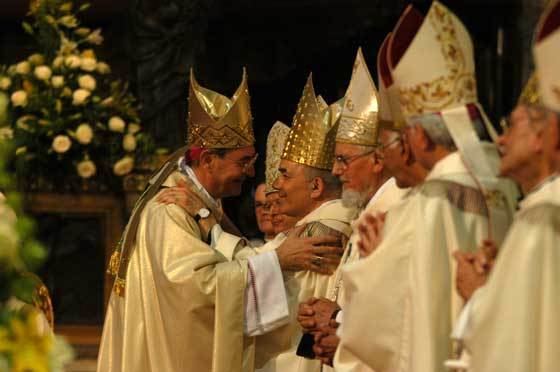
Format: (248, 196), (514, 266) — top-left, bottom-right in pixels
(334, 142), (364, 155)
(229, 146), (256, 159)
(278, 159), (302, 172)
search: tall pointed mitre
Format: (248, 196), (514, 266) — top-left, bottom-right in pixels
(388, 2), (477, 117)
(377, 32), (408, 130)
(282, 74), (339, 170)
(265, 121), (290, 193)
(336, 48), (380, 146)
(534, 0), (560, 112)
(388, 1), (497, 181)
(187, 69), (254, 148)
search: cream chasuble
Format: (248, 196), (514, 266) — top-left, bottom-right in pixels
(463, 176), (560, 372)
(257, 199), (354, 372)
(326, 177), (408, 372)
(97, 169), (288, 372)
(338, 146), (518, 372)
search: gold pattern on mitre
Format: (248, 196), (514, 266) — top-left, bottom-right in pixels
(265, 121), (290, 193)
(518, 73), (542, 106)
(534, 0), (560, 112)
(282, 74), (339, 170)
(390, 1), (478, 118)
(187, 69), (254, 148)
(336, 48), (380, 146)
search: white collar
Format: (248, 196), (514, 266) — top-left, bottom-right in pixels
(368, 177), (397, 207)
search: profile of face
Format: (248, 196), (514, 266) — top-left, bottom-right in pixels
(332, 143), (381, 198)
(377, 128), (412, 188)
(254, 183), (274, 237)
(207, 146), (256, 197)
(268, 192), (298, 234)
(272, 159), (314, 219)
(498, 105), (545, 180)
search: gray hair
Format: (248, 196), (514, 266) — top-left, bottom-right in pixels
(303, 166), (342, 197)
(411, 112), (491, 150)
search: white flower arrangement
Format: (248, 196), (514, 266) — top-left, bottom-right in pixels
(0, 0), (154, 189)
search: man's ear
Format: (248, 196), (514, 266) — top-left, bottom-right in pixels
(199, 150), (215, 169)
(309, 177), (325, 199)
(372, 154), (384, 174)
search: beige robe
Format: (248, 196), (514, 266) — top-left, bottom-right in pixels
(338, 148), (518, 372)
(257, 199), (354, 372)
(97, 171), (261, 372)
(464, 176), (560, 372)
(330, 178), (408, 372)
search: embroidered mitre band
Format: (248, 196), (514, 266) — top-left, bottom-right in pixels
(336, 48), (381, 146)
(389, 2), (477, 118)
(518, 73), (541, 106)
(534, 0), (560, 112)
(265, 121), (290, 193)
(282, 74), (340, 170)
(187, 69), (254, 148)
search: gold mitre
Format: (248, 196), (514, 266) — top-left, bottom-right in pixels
(282, 74), (339, 170)
(187, 69), (254, 148)
(389, 2), (478, 119)
(265, 121), (290, 193)
(336, 48), (380, 146)
(518, 73), (541, 106)
(534, 0), (560, 112)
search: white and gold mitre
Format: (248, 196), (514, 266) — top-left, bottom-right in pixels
(282, 74), (339, 170)
(389, 1), (477, 118)
(534, 0), (560, 112)
(265, 121), (290, 193)
(336, 48), (380, 146)
(187, 69), (254, 148)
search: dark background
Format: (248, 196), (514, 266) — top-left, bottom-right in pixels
(0, 0), (546, 235)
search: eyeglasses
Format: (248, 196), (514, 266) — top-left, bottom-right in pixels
(223, 153), (259, 172)
(334, 150), (376, 170)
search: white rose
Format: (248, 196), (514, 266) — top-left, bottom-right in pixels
(61, 87), (72, 97)
(80, 57), (97, 72)
(0, 127), (13, 140)
(0, 77), (11, 90)
(96, 62), (111, 75)
(51, 75), (65, 88)
(123, 134), (137, 151)
(128, 123), (141, 134)
(58, 15), (78, 28)
(108, 116), (126, 132)
(113, 156), (134, 176)
(72, 89), (90, 105)
(34, 65), (52, 81)
(52, 135), (72, 153)
(15, 61), (31, 75)
(76, 123), (93, 144)
(64, 55), (81, 69)
(86, 29), (103, 45)
(78, 75), (96, 91)
(28, 53), (45, 65)
(52, 56), (64, 69)
(11, 91), (28, 107)
(77, 159), (96, 178)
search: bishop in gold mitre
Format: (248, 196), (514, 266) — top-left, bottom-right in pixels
(338, 3), (519, 372)
(97, 69), (340, 372)
(297, 48), (408, 371)
(455, 3), (560, 371)
(256, 74), (355, 372)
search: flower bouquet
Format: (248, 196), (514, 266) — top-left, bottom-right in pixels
(0, 0), (154, 192)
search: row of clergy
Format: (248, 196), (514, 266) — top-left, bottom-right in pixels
(96, 1), (560, 372)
